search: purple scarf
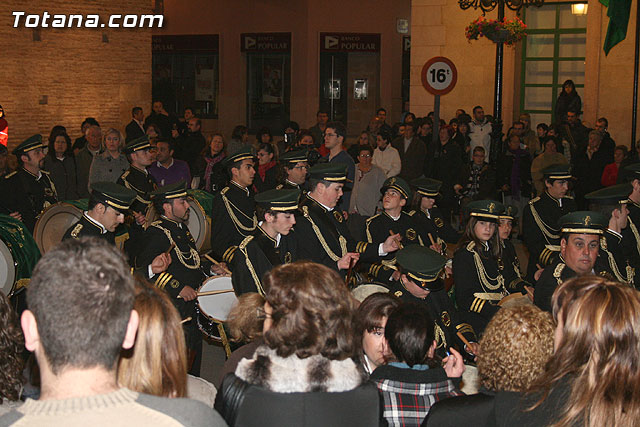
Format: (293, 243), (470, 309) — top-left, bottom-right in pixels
(204, 152), (226, 191)
(509, 148), (526, 200)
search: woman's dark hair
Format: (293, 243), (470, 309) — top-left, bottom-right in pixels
(355, 293), (400, 337)
(258, 142), (275, 156)
(562, 79), (576, 93)
(377, 128), (392, 144)
(262, 261), (359, 360)
(358, 145), (374, 157)
(258, 126), (273, 143)
(459, 216), (502, 258)
(47, 131), (73, 159)
(537, 123), (549, 133)
(0, 293), (24, 403)
(615, 145), (628, 157)
(384, 302), (436, 367)
(231, 125), (248, 141)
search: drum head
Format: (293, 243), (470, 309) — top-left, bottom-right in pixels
(186, 197), (209, 251)
(34, 203), (82, 254)
(197, 276), (237, 323)
(351, 283), (390, 302)
(0, 239), (16, 296)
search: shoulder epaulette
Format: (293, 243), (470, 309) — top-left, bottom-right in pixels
(41, 170), (50, 175)
(565, 195), (574, 200)
(70, 223), (83, 238)
(275, 184), (283, 190)
(4, 171), (17, 178)
(121, 170), (130, 180)
(407, 210), (416, 216)
(466, 241), (476, 252)
(150, 219), (162, 227)
(221, 186), (230, 195)
(365, 213), (381, 224)
(239, 235), (254, 250)
(529, 196), (540, 205)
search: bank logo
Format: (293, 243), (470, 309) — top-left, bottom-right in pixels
(325, 36), (339, 49)
(244, 36), (256, 50)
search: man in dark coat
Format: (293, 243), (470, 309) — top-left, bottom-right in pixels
(175, 117), (206, 176)
(573, 130), (613, 208)
(124, 106), (146, 143)
(144, 100), (177, 138)
(392, 122), (426, 182)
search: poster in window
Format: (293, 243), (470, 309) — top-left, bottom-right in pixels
(195, 68), (215, 101)
(354, 79), (368, 100)
(262, 58), (284, 104)
(324, 78), (341, 100)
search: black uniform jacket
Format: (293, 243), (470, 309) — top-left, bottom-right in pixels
(210, 181), (257, 263)
(501, 239), (528, 293)
(293, 194), (381, 272)
(522, 191), (576, 277)
(597, 229), (635, 287)
(232, 226), (297, 296)
(413, 207), (460, 246)
(622, 199), (640, 272)
(424, 389), (496, 427)
(1, 168), (58, 232)
(62, 213), (115, 245)
(117, 165), (156, 214)
(366, 211), (424, 256)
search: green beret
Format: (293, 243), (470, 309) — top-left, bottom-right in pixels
(381, 176), (411, 200)
(151, 180), (188, 201)
(466, 200), (505, 222)
(280, 149), (308, 165)
(308, 163), (351, 183)
(224, 146), (256, 166)
(542, 164), (572, 180)
(500, 204), (518, 220)
(90, 182), (137, 213)
(559, 211), (607, 235)
(254, 189), (301, 212)
(124, 135), (151, 154)
(396, 244), (447, 290)
(585, 183), (631, 206)
(411, 177), (442, 198)
(12, 134), (44, 156)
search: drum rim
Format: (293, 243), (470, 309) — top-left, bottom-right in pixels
(186, 196), (208, 251)
(0, 238), (16, 295)
(196, 275), (235, 324)
(34, 202), (82, 254)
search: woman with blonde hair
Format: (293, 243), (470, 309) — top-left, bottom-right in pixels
(215, 261), (381, 426)
(491, 275), (640, 427)
(117, 279), (216, 406)
(88, 127), (130, 187)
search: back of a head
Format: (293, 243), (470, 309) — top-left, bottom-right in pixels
(478, 305), (553, 392)
(27, 237), (134, 374)
(262, 261), (358, 360)
(227, 292), (265, 343)
(384, 302), (436, 367)
(117, 279), (187, 397)
(531, 275), (640, 426)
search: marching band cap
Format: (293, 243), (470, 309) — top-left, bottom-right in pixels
(12, 134), (44, 156)
(542, 164), (572, 180)
(623, 162), (640, 181)
(559, 211), (607, 235)
(90, 182), (137, 213)
(308, 163), (351, 183)
(381, 176), (411, 200)
(466, 200), (505, 222)
(280, 149), (308, 165)
(499, 204), (518, 220)
(585, 183), (631, 205)
(224, 146), (256, 166)
(124, 135), (152, 154)
(254, 189), (301, 212)
(411, 177), (442, 198)
(151, 180), (188, 201)
(396, 244), (447, 290)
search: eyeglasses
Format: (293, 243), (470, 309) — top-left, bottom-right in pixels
(256, 307), (272, 320)
(293, 165), (309, 170)
(358, 154), (372, 158)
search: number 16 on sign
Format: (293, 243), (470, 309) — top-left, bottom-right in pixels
(421, 57), (457, 146)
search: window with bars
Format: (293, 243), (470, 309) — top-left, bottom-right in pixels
(520, 2), (587, 127)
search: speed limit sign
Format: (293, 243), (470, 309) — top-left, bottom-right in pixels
(421, 57), (457, 96)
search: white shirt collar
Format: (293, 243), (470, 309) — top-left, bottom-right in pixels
(84, 212), (107, 234)
(157, 159), (174, 169)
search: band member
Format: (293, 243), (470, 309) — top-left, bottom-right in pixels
(232, 189), (299, 296)
(276, 149), (309, 190)
(294, 163), (401, 274)
(410, 177), (459, 253)
(522, 164), (576, 280)
(210, 146), (257, 264)
(1, 134), (57, 231)
(622, 163), (640, 270)
(586, 184), (635, 287)
(534, 211), (608, 312)
(136, 181), (215, 376)
(62, 182), (136, 244)
(498, 205), (529, 293)
(386, 244), (478, 360)
(453, 200), (507, 335)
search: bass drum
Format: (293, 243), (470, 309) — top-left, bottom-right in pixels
(0, 214), (40, 296)
(351, 282), (390, 302)
(187, 190), (213, 253)
(33, 202), (82, 254)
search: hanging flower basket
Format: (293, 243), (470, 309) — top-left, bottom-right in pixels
(465, 16), (527, 47)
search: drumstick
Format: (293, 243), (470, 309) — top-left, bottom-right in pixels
(177, 289), (235, 299)
(428, 233), (437, 247)
(204, 254), (232, 275)
(180, 316), (192, 324)
(165, 242), (176, 255)
(389, 230), (404, 249)
(345, 256), (356, 288)
(456, 331), (474, 352)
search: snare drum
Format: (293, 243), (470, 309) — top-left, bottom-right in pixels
(0, 215), (40, 296)
(351, 283), (390, 302)
(187, 190), (213, 252)
(196, 276), (237, 356)
(34, 202), (83, 254)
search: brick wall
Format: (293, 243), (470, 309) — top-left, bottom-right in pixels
(0, 0), (152, 152)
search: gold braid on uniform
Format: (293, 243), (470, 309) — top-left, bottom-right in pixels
(152, 223), (201, 269)
(434, 324), (446, 350)
(553, 263), (565, 285)
(628, 217), (640, 260)
(238, 236), (266, 296)
(301, 206), (347, 262)
(529, 201), (560, 243)
(221, 188), (257, 234)
(468, 242), (506, 292)
(600, 237), (634, 285)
